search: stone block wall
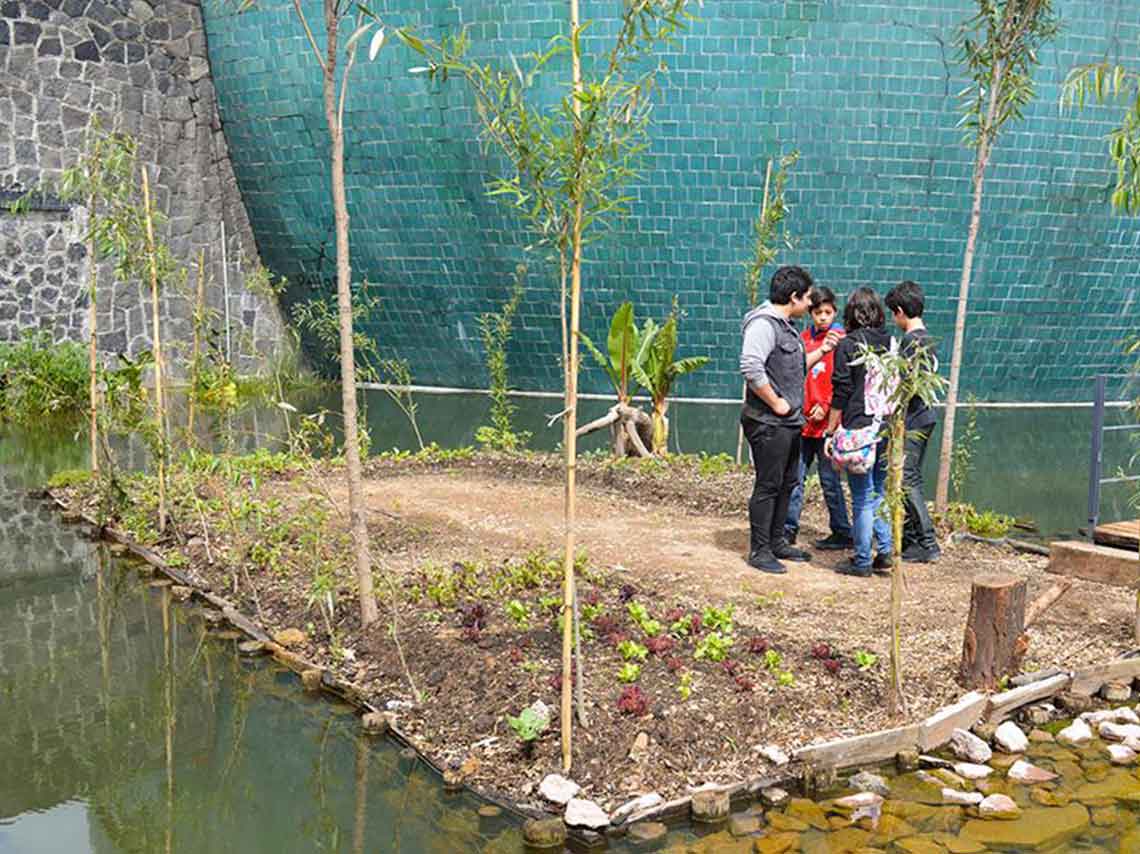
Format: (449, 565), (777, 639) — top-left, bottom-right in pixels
(0, 0), (287, 372)
(202, 0), (1140, 402)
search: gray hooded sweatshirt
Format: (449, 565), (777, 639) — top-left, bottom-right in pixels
(739, 301), (806, 428)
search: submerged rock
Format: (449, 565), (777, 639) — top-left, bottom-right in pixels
(977, 793), (1020, 819)
(1007, 759), (1058, 784)
(993, 721), (1028, 753)
(942, 788), (983, 806)
(785, 797), (829, 830)
(952, 762), (993, 780)
(950, 729), (992, 764)
(849, 770), (890, 796)
(626, 821), (667, 846)
(539, 774), (579, 805)
(1057, 718), (1094, 747)
(960, 803), (1089, 849)
(728, 813), (762, 836)
(1106, 743), (1137, 765)
(522, 817), (566, 849)
(564, 797), (609, 829)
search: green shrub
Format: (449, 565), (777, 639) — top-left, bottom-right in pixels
(47, 468), (93, 489)
(0, 334), (88, 423)
(944, 502), (1014, 539)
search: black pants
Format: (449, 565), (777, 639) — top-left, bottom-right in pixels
(902, 427), (939, 551)
(742, 416), (801, 555)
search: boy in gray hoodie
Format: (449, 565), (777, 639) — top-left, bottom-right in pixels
(740, 266), (838, 574)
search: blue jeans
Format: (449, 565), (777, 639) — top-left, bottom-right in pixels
(848, 438), (892, 568)
(785, 436), (851, 540)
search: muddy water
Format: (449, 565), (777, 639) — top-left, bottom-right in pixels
(0, 425), (521, 853)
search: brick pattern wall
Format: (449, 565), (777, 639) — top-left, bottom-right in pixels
(200, 0), (1140, 402)
(0, 0), (286, 371)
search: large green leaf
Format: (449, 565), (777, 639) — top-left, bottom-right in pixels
(579, 331), (620, 393)
(668, 355), (709, 378)
(606, 302), (635, 379)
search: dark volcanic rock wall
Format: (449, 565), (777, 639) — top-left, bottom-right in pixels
(0, 0), (286, 371)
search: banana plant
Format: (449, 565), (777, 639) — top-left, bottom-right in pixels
(580, 301), (653, 404)
(632, 309), (708, 453)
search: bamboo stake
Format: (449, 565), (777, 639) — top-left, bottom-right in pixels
(188, 248), (205, 440)
(888, 417), (907, 717)
(735, 158), (774, 466)
(561, 0), (583, 774)
(87, 192), (99, 475)
(141, 165), (167, 534)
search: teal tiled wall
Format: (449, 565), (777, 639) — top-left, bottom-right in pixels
(202, 0), (1140, 402)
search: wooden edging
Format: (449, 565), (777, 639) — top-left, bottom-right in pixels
(44, 492), (1140, 837)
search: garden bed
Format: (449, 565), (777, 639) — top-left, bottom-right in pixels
(46, 448), (1138, 817)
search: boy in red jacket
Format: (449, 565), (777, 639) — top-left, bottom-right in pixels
(784, 287), (852, 549)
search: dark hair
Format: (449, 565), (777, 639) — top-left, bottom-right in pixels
(885, 280), (925, 319)
(769, 265), (814, 305)
(843, 287), (886, 332)
(810, 286), (837, 310)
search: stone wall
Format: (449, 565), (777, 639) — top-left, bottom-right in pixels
(0, 0), (286, 372)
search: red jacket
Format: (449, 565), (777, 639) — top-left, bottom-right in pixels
(801, 322), (844, 438)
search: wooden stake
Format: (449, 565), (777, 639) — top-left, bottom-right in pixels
(188, 248), (205, 440)
(887, 416), (907, 717)
(87, 191), (99, 475)
(736, 158), (774, 467)
(561, 0), (583, 775)
(141, 165), (167, 534)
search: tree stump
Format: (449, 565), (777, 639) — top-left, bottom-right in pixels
(958, 573), (1027, 690)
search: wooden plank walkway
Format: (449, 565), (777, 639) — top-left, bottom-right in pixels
(1095, 519), (1140, 551)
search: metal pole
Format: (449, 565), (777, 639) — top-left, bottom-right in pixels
(221, 218), (232, 364)
(1087, 374), (1107, 543)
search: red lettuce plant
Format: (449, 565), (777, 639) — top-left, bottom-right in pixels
(617, 685), (650, 716)
(748, 636), (770, 655)
(665, 656), (684, 673)
(811, 642), (831, 660)
(646, 636), (676, 656)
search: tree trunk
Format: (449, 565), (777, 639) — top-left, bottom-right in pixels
(958, 572), (1027, 690)
(87, 193), (98, 475)
(936, 63), (1001, 512)
(887, 416), (907, 716)
(140, 165), (167, 534)
(561, 0), (583, 774)
(323, 2), (378, 628)
(651, 401), (669, 454)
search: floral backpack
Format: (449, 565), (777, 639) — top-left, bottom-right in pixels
(826, 338), (899, 475)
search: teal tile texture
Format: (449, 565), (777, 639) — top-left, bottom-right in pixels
(201, 0), (1140, 402)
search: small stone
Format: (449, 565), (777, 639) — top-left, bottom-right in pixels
(978, 793), (1020, 819)
(1102, 681), (1133, 702)
(170, 585), (193, 602)
(950, 728), (993, 764)
(690, 788), (730, 823)
(1057, 692), (1095, 714)
(1022, 703), (1056, 726)
(1030, 785), (1071, 807)
(953, 762), (994, 780)
(626, 821), (667, 846)
(1099, 721), (1140, 742)
(930, 768), (968, 789)
(522, 817), (566, 849)
(849, 770), (890, 796)
(1007, 759), (1058, 784)
(761, 786), (789, 806)
(300, 669), (322, 692)
(728, 813), (761, 836)
(273, 628), (307, 648)
(1106, 744), (1137, 765)
(237, 640), (265, 656)
(148, 579), (172, 588)
(1027, 728), (1054, 743)
(942, 787), (984, 806)
(757, 744), (790, 766)
(477, 804), (502, 819)
(1082, 707), (1140, 726)
(972, 722), (998, 742)
(539, 774), (580, 805)
(896, 748), (921, 772)
(994, 721), (1029, 753)
(629, 731), (649, 758)
(610, 792), (662, 823)
(834, 792), (884, 812)
(565, 798), (609, 830)
(362, 712), (388, 735)
(1057, 718), (1094, 747)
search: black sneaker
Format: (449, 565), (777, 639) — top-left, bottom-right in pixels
(834, 559), (872, 578)
(813, 532), (854, 551)
(784, 528), (798, 545)
(747, 551), (787, 575)
(902, 544), (941, 563)
(773, 542), (811, 563)
(872, 553), (893, 575)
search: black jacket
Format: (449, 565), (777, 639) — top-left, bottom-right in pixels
(831, 325), (893, 431)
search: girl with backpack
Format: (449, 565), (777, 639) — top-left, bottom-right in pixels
(824, 287), (894, 577)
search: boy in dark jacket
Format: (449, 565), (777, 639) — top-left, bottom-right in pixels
(739, 266), (838, 574)
(885, 280), (941, 562)
(783, 287), (852, 549)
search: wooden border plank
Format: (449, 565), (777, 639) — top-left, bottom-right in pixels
(919, 691), (989, 748)
(985, 673), (1072, 723)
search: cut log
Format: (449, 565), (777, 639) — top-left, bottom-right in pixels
(959, 573), (1027, 690)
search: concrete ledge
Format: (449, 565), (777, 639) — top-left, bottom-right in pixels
(1047, 540), (1138, 587)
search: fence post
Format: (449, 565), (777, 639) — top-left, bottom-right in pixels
(1087, 374), (1107, 543)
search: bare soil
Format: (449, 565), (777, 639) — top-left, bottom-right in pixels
(54, 451), (1138, 815)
